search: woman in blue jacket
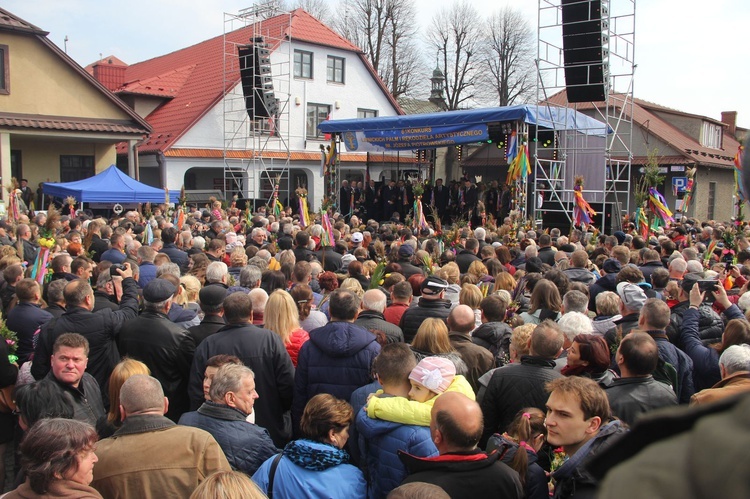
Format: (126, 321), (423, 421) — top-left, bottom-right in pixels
(253, 394), (366, 498)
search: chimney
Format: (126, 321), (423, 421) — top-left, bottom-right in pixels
(92, 57), (127, 92)
(721, 111), (737, 138)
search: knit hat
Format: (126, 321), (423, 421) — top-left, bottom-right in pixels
(409, 357), (455, 394)
(616, 281), (647, 311)
(613, 231), (627, 245)
(398, 244), (415, 258)
(602, 259), (622, 274)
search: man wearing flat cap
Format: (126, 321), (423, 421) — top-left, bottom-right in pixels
(394, 243), (424, 279)
(118, 278), (194, 421)
(187, 286), (227, 348)
(400, 276), (452, 343)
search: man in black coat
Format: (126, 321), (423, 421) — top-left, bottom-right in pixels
(32, 265), (139, 396)
(400, 276), (452, 343)
(480, 320), (563, 447)
(432, 178), (450, 224)
(456, 238), (481, 274)
(400, 392), (522, 499)
(187, 286), (226, 348)
(365, 179), (379, 221)
(393, 244), (424, 279)
(355, 289), (404, 344)
(188, 292), (295, 447)
(382, 180), (398, 221)
(118, 279), (194, 422)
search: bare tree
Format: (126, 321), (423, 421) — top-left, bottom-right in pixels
(426, 1), (483, 111)
(286, 0), (333, 24)
(481, 7), (536, 106)
(332, 0), (424, 99)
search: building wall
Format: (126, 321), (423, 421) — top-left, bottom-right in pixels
(690, 167), (735, 222)
(1, 33), (135, 121)
(171, 39), (400, 206)
(8, 136), (116, 185)
(649, 111), (703, 145)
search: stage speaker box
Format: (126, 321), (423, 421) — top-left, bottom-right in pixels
(561, 0), (608, 103)
(238, 37), (278, 119)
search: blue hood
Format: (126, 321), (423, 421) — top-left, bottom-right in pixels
(309, 321), (377, 358)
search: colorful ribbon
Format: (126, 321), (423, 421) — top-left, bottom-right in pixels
(573, 185), (596, 228)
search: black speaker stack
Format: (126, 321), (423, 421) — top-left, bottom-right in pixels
(561, 0), (608, 103)
(238, 36), (279, 119)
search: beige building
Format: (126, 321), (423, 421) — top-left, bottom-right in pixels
(549, 91), (741, 223)
(0, 8), (150, 205)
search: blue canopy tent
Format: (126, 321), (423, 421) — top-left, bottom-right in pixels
(43, 165), (179, 203)
(317, 104), (608, 152)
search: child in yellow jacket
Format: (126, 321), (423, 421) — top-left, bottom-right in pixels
(366, 356), (475, 427)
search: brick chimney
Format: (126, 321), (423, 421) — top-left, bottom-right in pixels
(721, 111), (737, 138)
(92, 57), (127, 92)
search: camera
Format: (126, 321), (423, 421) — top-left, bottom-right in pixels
(109, 264), (125, 276)
(697, 280), (718, 293)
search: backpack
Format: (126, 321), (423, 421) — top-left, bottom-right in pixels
(653, 357), (679, 395)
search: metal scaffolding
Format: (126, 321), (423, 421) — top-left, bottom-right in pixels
(223, 1), (292, 208)
(536, 0), (635, 232)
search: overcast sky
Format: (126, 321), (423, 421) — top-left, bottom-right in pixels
(5, 0), (748, 128)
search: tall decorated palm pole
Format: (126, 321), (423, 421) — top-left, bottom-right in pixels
(634, 149), (671, 238)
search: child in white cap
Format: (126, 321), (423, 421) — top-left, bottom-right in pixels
(366, 356), (474, 426)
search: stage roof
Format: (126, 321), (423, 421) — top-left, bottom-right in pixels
(318, 104), (609, 152)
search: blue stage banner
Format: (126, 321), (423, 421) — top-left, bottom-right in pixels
(341, 123), (489, 152)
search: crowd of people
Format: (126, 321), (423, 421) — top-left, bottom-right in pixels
(0, 198), (748, 498)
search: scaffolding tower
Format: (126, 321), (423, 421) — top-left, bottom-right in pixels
(536, 0), (635, 232)
(223, 2), (292, 209)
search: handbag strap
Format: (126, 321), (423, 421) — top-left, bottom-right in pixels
(266, 452), (283, 499)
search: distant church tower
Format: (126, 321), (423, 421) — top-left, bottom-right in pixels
(428, 66), (446, 110)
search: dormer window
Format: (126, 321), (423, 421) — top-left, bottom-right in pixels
(701, 121), (723, 149)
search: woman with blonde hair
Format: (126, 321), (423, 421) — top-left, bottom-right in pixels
(410, 319), (468, 376)
(459, 283), (484, 328)
(228, 247), (248, 282)
(101, 358), (150, 437)
(180, 275), (202, 316)
(266, 289), (309, 367)
(190, 471), (266, 499)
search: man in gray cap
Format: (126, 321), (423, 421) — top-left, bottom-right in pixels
(400, 276), (452, 343)
(395, 244), (423, 279)
(118, 278), (194, 421)
(187, 286), (227, 348)
(602, 282), (647, 350)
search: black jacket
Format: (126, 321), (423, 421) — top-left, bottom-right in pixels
(638, 260), (664, 284)
(46, 371), (105, 430)
(93, 291), (119, 313)
(472, 321), (513, 366)
(315, 248), (343, 273)
(605, 376), (678, 426)
(395, 258), (424, 279)
(187, 314), (226, 347)
(354, 309), (404, 344)
(88, 235), (109, 263)
(32, 277), (140, 400)
(43, 303), (67, 319)
(400, 449), (523, 499)
(400, 298), (452, 343)
(480, 356), (562, 447)
(118, 310), (194, 421)
(588, 274), (618, 312)
(537, 246), (556, 266)
(188, 323), (295, 447)
(487, 434), (548, 499)
(456, 250), (481, 274)
(666, 301), (724, 346)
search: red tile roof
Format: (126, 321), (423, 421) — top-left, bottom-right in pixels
(0, 113), (149, 134)
(84, 55), (129, 75)
(545, 90), (740, 170)
(116, 9), (401, 154)
(118, 65), (196, 98)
